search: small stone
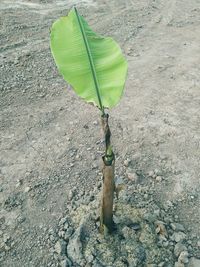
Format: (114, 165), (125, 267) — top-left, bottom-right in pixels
(155, 221), (168, 237)
(174, 242), (188, 257)
(60, 258), (72, 267)
(3, 234), (10, 243)
(170, 223), (185, 232)
(171, 232), (186, 243)
(68, 190), (74, 201)
(143, 213), (157, 223)
(59, 217), (68, 225)
(16, 180), (23, 188)
(127, 172), (138, 182)
(24, 186), (31, 193)
(156, 176), (162, 182)
(174, 262), (184, 267)
(97, 181), (101, 189)
(67, 221), (84, 263)
(54, 240), (67, 255)
(197, 240), (200, 247)
(64, 227), (74, 240)
(93, 121), (98, 126)
(188, 257), (200, 267)
(87, 254), (94, 263)
(178, 251), (189, 264)
(63, 222), (69, 230)
(124, 159), (131, 167)
(58, 230), (65, 238)
(148, 171), (154, 177)
(122, 226), (135, 239)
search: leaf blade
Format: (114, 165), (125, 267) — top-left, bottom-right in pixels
(50, 8), (128, 109)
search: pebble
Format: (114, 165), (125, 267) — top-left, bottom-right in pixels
(122, 226), (135, 239)
(87, 254), (94, 263)
(93, 121), (98, 126)
(124, 159), (131, 167)
(68, 190), (74, 201)
(174, 242), (188, 257)
(16, 180), (23, 188)
(24, 186), (31, 193)
(171, 232), (186, 243)
(59, 217), (68, 225)
(178, 251), (189, 264)
(127, 172), (138, 182)
(188, 257), (200, 267)
(148, 171), (154, 177)
(143, 213), (157, 223)
(67, 221), (84, 263)
(170, 223), (185, 232)
(155, 176), (162, 182)
(60, 258), (72, 267)
(54, 240), (67, 256)
(174, 262), (184, 267)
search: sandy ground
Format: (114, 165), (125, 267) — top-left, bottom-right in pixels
(0, 0), (200, 266)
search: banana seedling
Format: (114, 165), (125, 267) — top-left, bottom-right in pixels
(50, 7), (127, 235)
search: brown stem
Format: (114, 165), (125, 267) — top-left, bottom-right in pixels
(100, 114), (115, 234)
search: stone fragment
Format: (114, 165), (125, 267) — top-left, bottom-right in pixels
(178, 251), (189, 264)
(67, 222), (84, 263)
(171, 232), (186, 242)
(127, 172), (138, 182)
(174, 262), (184, 267)
(54, 240), (67, 256)
(188, 257), (200, 267)
(60, 258), (72, 267)
(170, 223), (185, 232)
(24, 186), (31, 193)
(174, 242), (187, 257)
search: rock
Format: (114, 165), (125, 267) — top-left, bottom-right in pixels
(124, 159), (131, 167)
(67, 222), (84, 263)
(68, 190), (74, 201)
(156, 176), (162, 182)
(171, 232), (186, 243)
(148, 171), (154, 177)
(59, 217), (68, 225)
(92, 260), (104, 267)
(155, 221), (168, 237)
(143, 213), (157, 223)
(174, 262), (184, 267)
(87, 254), (94, 263)
(178, 251), (189, 264)
(63, 222), (69, 230)
(93, 120), (98, 126)
(122, 226), (136, 239)
(54, 240), (67, 256)
(60, 258), (72, 267)
(24, 186), (31, 193)
(170, 223), (185, 232)
(127, 172), (138, 182)
(188, 257), (200, 267)
(174, 242), (188, 257)
(64, 227), (74, 241)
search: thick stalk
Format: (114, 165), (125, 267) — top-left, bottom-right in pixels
(100, 114), (115, 234)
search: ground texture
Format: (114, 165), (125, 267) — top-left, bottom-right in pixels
(0, 0), (200, 266)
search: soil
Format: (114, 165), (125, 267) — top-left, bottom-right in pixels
(0, 0), (200, 267)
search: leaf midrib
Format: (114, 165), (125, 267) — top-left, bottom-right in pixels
(74, 7), (104, 113)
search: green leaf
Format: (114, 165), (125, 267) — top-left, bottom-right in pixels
(50, 7), (128, 110)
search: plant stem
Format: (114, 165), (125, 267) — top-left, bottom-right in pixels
(100, 113), (115, 234)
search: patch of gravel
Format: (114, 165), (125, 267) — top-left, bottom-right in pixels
(47, 178), (200, 267)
